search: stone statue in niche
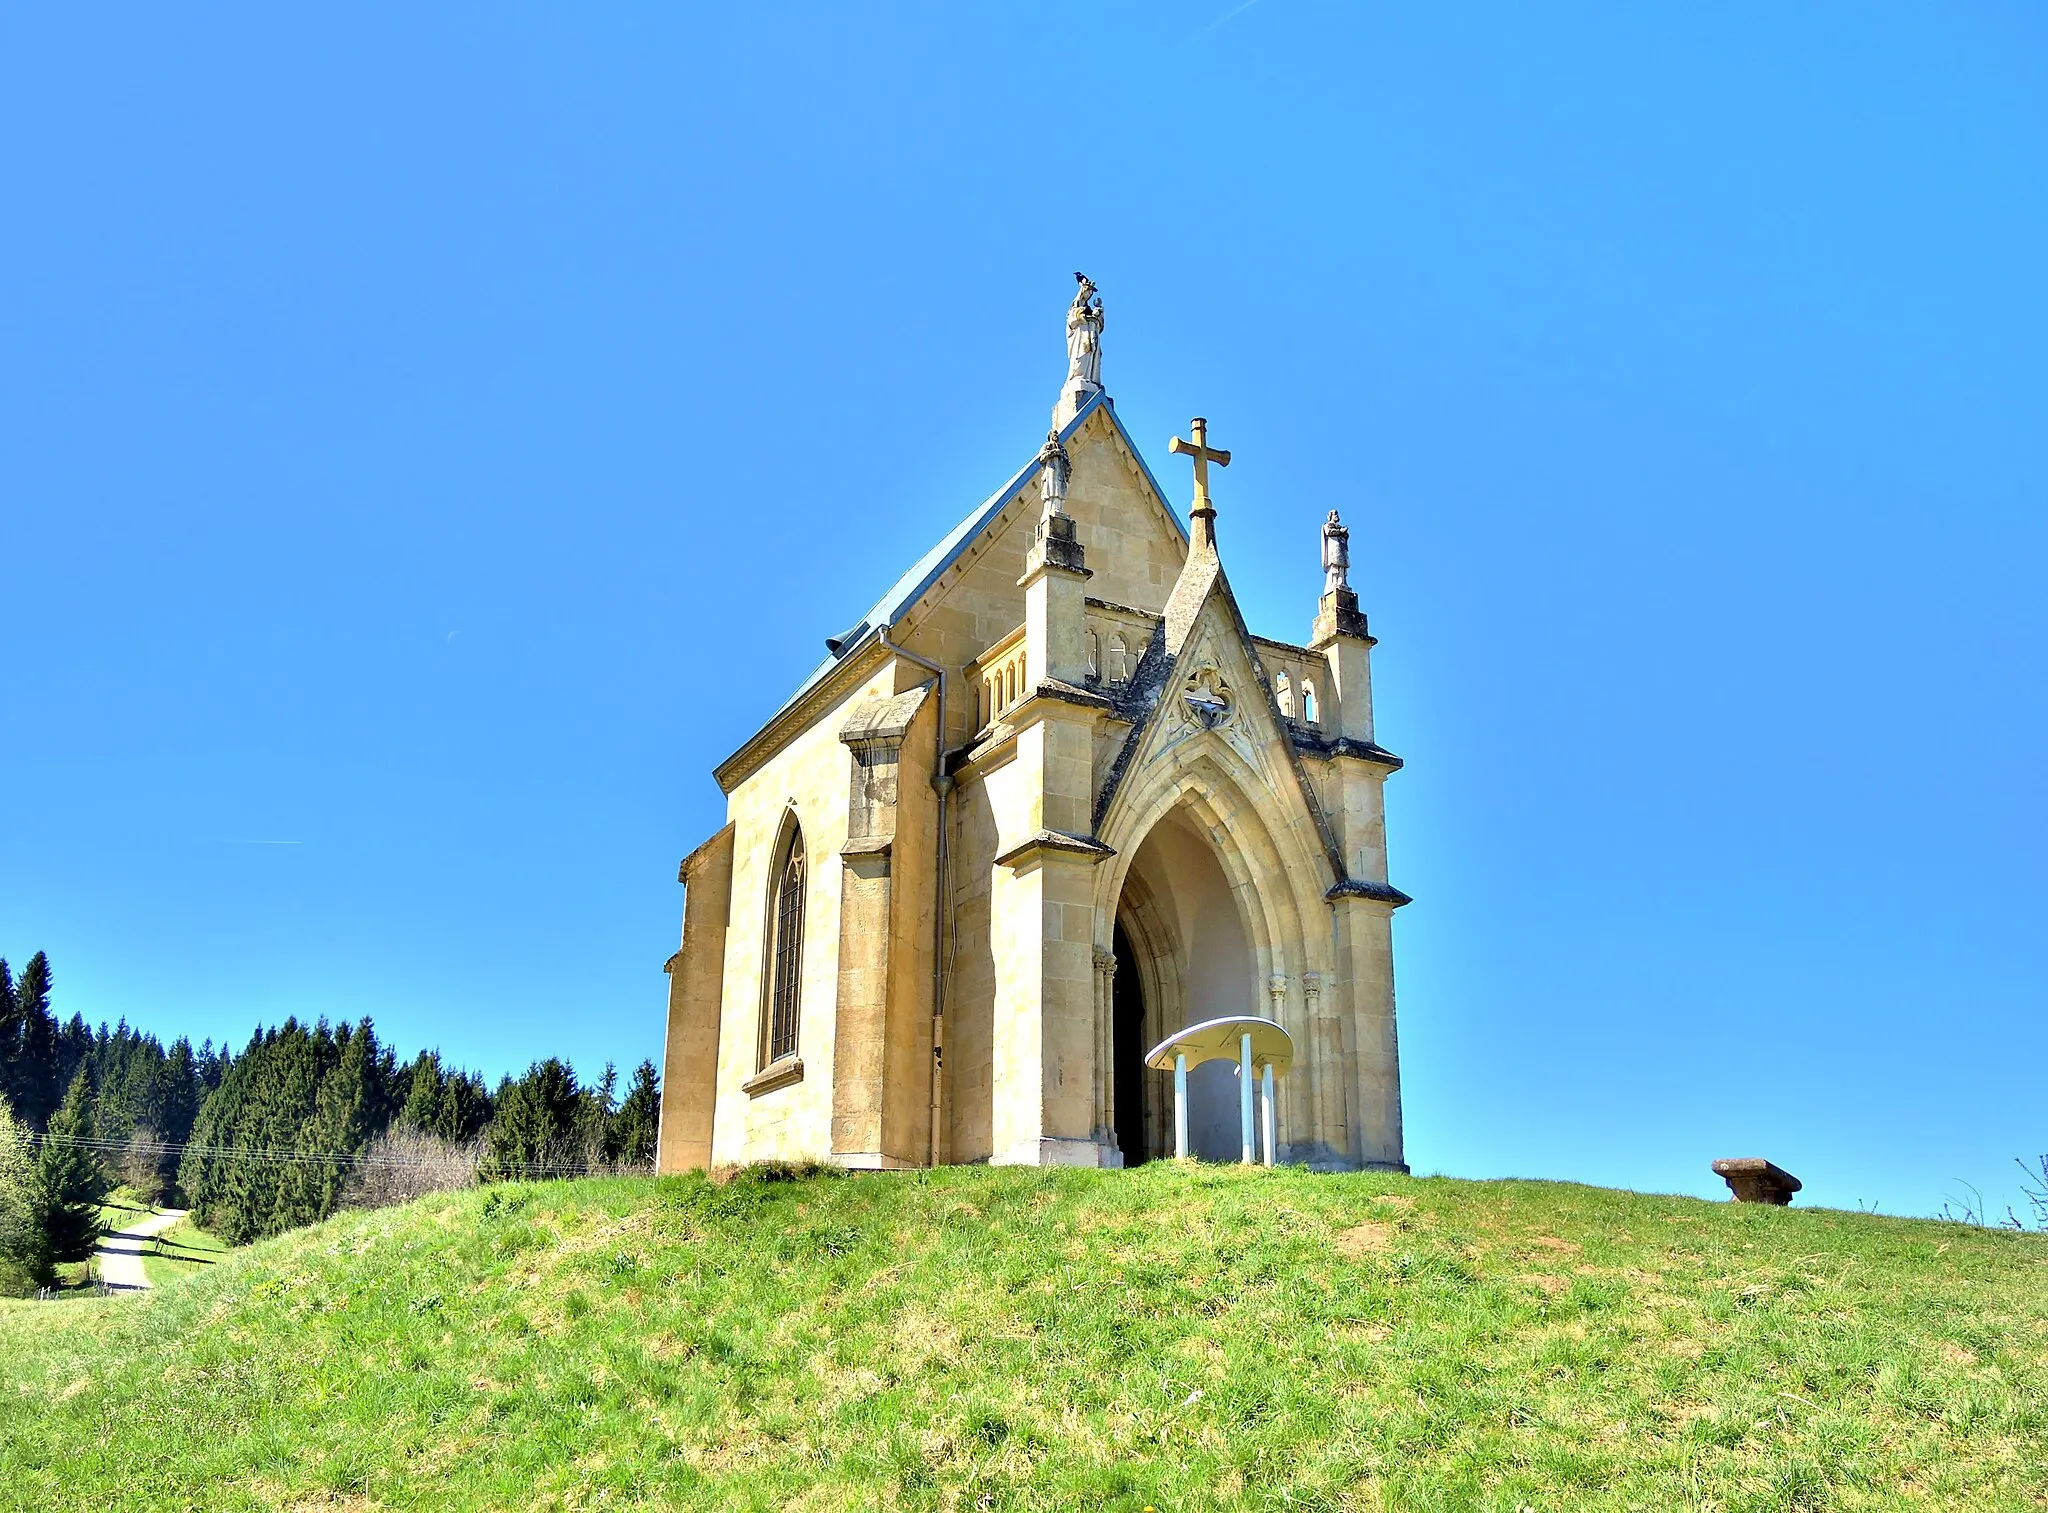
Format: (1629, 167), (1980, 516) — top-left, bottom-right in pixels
(1066, 273), (1104, 392)
(1322, 510), (1351, 596)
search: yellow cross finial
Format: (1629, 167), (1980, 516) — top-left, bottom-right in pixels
(1169, 417), (1231, 511)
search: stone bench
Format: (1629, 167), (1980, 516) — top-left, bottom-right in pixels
(1712, 1157), (1802, 1205)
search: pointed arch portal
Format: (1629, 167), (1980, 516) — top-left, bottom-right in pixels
(1108, 803), (1259, 1162)
(1091, 694), (1373, 1171)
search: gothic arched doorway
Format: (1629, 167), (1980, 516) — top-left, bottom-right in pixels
(1109, 803), (1258, 1163)
(1110, 920), (1147, 1160)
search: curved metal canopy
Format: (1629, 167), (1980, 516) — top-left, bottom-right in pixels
(1143, 1015), (1294, 1078)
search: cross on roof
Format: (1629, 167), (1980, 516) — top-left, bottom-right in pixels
(1168, 417), (1231, 510)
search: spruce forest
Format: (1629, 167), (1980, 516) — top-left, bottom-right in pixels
(0, 951), (659, 1287)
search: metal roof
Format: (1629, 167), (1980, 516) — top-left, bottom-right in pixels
(757, 389), (1183, 732)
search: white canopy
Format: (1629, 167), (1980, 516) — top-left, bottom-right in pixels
(1144, 1015), (1294, 1078)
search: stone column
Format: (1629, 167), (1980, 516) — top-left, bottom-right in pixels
(1309, 530), (1407, 1171)
(1022, 524), (1090, 689)
(1311, 578), (1374, 745)
(988, 821), (1116, 1166)
(658, 824), (735, 1174)
(1093, 948), (1118, 1149)
(1328, 890), (1405, 1171)
(1301, 971), (1349, 1168)
(985, 519), (1120, 1167)
(1264, 973), (1291, 1155)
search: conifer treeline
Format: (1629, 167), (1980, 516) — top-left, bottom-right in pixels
(0, 951), (662, 1257)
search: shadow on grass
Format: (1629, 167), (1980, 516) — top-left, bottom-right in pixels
(151, 1241), (216, 1265)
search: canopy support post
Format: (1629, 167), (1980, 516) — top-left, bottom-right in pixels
(1261, 1062), (1276, 1168)
(1239, 1032), (1255, 1164)
(1174, 1053), (1189, 1159)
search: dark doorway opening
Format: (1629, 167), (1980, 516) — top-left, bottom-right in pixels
(1111, 921), (1149, 1163)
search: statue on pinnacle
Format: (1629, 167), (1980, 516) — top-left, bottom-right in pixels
(1066, 273), (1104, 391)
(1054, 273), (1105, 427)
(1313, 509), (1369, 643)
(1322, 511), (1351, 596)
(1036, 428), (1072, 521)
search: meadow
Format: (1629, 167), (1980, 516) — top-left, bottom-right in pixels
(2, 1163), (2044, 1510)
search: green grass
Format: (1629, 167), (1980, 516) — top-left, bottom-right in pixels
(138, 1213), (228, 1287)
(96, 1189), (153, 1225)
(1, 1165), (2044, 1511)
(11, 1193), (148, 1297)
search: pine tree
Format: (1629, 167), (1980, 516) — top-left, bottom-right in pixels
(579, 1063), (619, 1169)
(398, 1052), (444, 1133)
(0, 1095), (52, 1292)
(160, 1038), (200, 1145)
(0, 961), (18, 1110)
(295, 1020), (377, 1221)
(54, 1013), (91, 1103)
(179, 1034), (251, 1240)
(8, 955), (59, 1128)
(436, 1069), (492, 1143)
(259, 1020), (331, 1238)
(182, 1021), (325, 1243)
(197, 1039), (230, 1099)
(482, 1060), (584, 1179)
(609, 1061), (660, 1168)
(37, 1069), (106, 1263)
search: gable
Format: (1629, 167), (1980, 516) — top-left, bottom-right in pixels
(891, 400), (1188, 647)
(726, 392), (1191, 776)
(1095, 571), (1346, 883)
(1048, 406), (1190, 614)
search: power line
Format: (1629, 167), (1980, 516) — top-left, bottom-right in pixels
(24, 1129), (641, 1180)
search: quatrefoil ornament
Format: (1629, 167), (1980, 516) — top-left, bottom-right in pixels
(1183, 662), (1233, 729)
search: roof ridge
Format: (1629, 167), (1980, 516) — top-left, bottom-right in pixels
(754, 390), (1177, 740)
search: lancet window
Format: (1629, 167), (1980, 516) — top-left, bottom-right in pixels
(978, 633), (1030, 729)
(1301, 680), (1319, 727)
(763, 823), (807, 1065)
(1274, 671), (1293, 718)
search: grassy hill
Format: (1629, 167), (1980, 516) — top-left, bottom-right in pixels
(2, 1164), (2044, 1511)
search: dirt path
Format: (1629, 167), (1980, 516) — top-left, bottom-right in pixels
(94, 1209), (187, 1292)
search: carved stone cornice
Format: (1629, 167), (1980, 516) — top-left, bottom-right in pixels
(1291, 734), (1405, 772)
(838, 685), (931, 748)
(1012, 678), (1115, 717)
(993, 829), (1117, 871)
(1325, 878), (1413, 908)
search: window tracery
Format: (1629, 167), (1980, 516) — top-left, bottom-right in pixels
(764, 823), (806, 1065)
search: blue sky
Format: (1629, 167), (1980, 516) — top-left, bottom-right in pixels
(3, 5), (2042, 1219)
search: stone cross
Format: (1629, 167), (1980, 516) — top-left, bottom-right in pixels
(1168, 417), (1231, 510)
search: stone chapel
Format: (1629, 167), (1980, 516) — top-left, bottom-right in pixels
(656, 277), (1409, 1173)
